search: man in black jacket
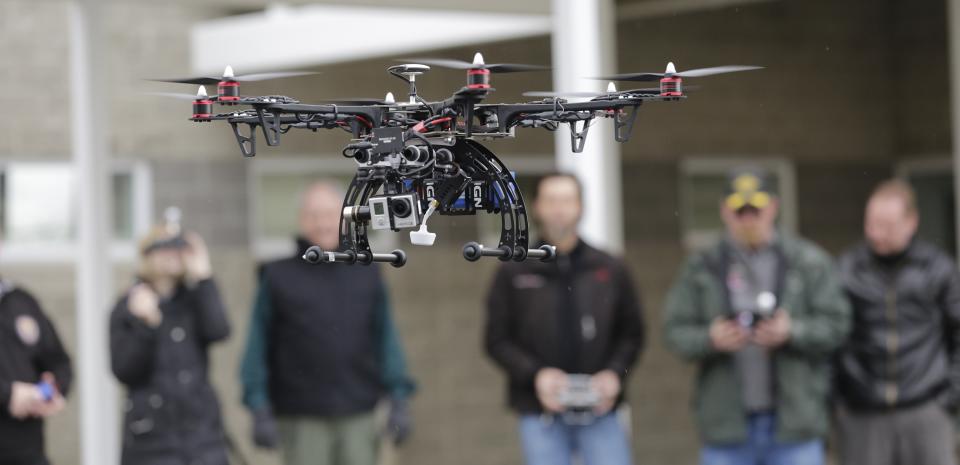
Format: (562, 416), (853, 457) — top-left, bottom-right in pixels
(485, 173), (645, 465)
(240, 180), (416, 465)
(0, 280), (72, 465)
(836, 179), (960, 465)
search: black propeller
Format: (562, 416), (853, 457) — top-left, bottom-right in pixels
(150, 66), (318, 85)
(595, 63), (762, 82)
(523, 86), (699, 99)
(146, 85), (215, 101)
(317, 98), (391, 105)
(398, 53), (547, 73)
(146, 91), (209, 101)
(523, 90), (620, 98)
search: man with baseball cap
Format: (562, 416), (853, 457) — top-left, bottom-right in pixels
(663, 167), (850, 465)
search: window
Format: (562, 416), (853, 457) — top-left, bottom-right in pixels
(0, 161), (152, 263)
(679, 157), (797, 250)
(249, 155), (555, 259)
(476, 158), (556, 247)
(249, 157), (364, 259)
(896, 158), (955, 258)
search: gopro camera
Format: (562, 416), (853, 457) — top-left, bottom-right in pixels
(368, 193), (421, 231)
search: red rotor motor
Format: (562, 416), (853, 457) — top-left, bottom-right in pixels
(191, 86), (213, 121)
(217, 66), (240, 104)
(659, 62), (683, 97)
(467, 53), (491, 90)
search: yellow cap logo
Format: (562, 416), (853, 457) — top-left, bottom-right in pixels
(725, 174), (771, 210)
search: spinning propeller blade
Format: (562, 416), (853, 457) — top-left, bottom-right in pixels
(595, 63), (761, 81)
(397, 53), (547, 73)
(522, 86), (697, 99)
(149, 65), (318, 85)
(145, 91), (205, 101)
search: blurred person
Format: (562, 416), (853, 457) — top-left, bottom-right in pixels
(110, 224), (232, 465)
(663, 167), (850, 465)
(240, 180), (416, 465)
(834, 179), (960, 465)
(484, 173), (645, 465)
(0, 270), (71, 465)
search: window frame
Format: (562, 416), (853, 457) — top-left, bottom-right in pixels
(679, 157), (797, 251)
(895, 156), (954, 256)
(0, 160), (153, 264)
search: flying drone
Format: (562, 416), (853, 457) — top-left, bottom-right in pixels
(154, 54), (760, 267)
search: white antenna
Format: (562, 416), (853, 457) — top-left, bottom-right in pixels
(163, 206), (182, 235)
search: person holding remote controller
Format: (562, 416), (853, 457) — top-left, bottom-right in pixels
(110, 209), (232, 465)
(0, 274), (72, 465)
(484, 173), (645, 465)
(664, 167), (850, 465)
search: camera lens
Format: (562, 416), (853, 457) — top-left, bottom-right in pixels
(390, 198), (412, 218)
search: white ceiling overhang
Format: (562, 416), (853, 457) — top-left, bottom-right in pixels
(190, 3), (551, 74)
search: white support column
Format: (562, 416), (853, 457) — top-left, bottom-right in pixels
(951, 0), (960, 263)
(550, 0), (624, 253)
(69, 1), (118, 464)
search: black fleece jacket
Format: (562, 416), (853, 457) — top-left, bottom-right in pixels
(484, 240), (645, 414)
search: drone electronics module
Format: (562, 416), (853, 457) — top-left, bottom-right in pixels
(154, 54), (760, 268)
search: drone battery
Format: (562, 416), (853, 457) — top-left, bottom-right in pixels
(469, 181), (487, 211)
(218, 80), (240, 103)
(371, 127), (405, 155)
(427, 174), (471, 211)
(451, 191), (469, 212)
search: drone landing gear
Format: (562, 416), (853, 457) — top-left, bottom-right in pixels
(304, 140), (558, 268)
(302, 246), (407, 268)
(462, 242), (555, 262)
(454, 140), (556, 264)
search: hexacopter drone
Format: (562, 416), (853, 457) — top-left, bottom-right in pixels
(154, 54), (760, 267)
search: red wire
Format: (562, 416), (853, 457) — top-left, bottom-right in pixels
(414, 116), (452, 133)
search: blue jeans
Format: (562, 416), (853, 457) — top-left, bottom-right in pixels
(701, 413), (824, 465)
(519, 412), (633, 465)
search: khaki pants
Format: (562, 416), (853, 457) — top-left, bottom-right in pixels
(278, 412), (379, 465)
(836, 401), (957, 465)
